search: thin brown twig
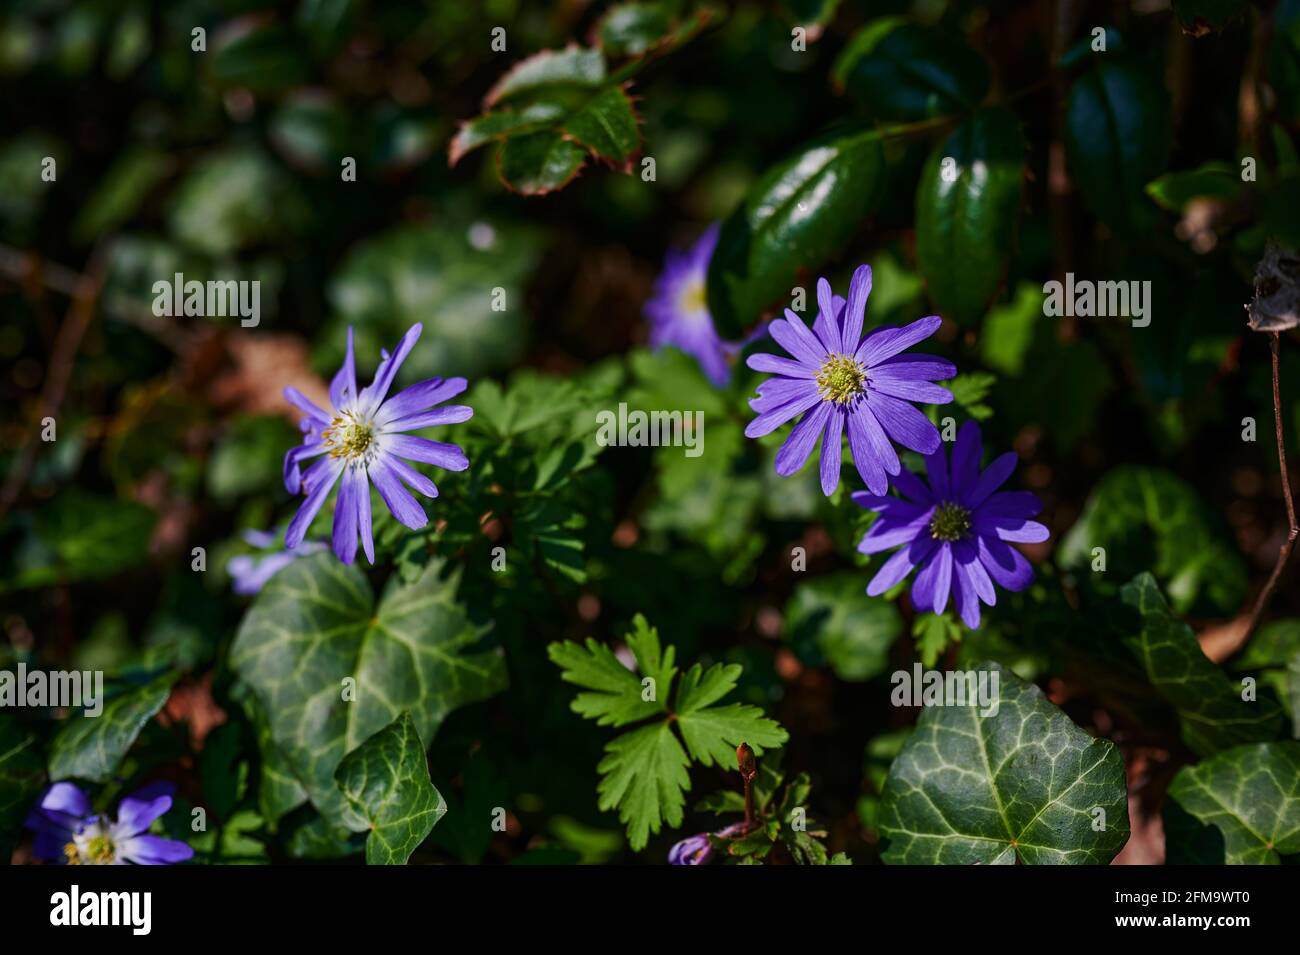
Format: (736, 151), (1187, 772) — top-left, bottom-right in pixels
(1240, 331), (1299, 644)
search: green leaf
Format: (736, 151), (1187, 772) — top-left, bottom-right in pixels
(564, 86), (641, 165)
(915, 108), (1025, 324)
(485, 46), (606, 107)
(911, 612), (963, 667)
(880, 662), (1130, 864)
(675, 664), (788, 767)
(979, 283), (1042, 375)
(1059, 466), (1246, 614)
(1165, 742), (1300, 863)
(1145, 161), (1242, 211)
(209, 22), (310, 94)
(48, 672), (177, 783)
(1120, 574), (1282, 756)
(334, 712), (447, 865)
(230, 554), (507, 825)
(707, 125), (887, 338)
(0, 716), (44, 857)
(783, 573), (902, 681)
(497, 130), (589, 195)
(596, 721), (691, 850)
(1065, 61), (1171, 232)
(833, 19), (989, 119)
(449, 102), (566, 165)
(547, 614), (674, 726)
(595, 3), (674, 57)
(72, 147), (171, 243)
(168, 148), (307, 257)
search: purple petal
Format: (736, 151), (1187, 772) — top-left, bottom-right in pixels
(966, 452), (1019, 507)
(977, 535), (1035, 591)
(813, 278), (842, 353)
(750, 376), (819, 414)
(369, 455), (429, 530)
(116, 834), (193, 865)
(285, 458), (344, 548)
(820, 408), (844, 496)
(975, 490), (1043, 521)
(952, 560), (982, 629)
(845, 407), (895, 495)
(113, 783), (175, 838)
(867, 535), (937, 596)
(774, 401), (831, 476)
(284, 386), (331, 424)
(872, 353), (957, 381)
(747, 352), (815, 378)
(357, 324), (422, 414)
(950, 421), (983, 495)
(954, 538), (996, 605)
(869, 392), (942, 454)
(36, 782), (91, 820)
(388, 456), (439, 498)
(385, 405), (474, 432)
(858, 509), (933, 554)
(386, 434), (470, 471)
(283, 438), (325, 494)
(375, 376), (468, 427)
(745, 387), (822, 439)
(332, 466), (364, 564)
(891, 466), (937, 505)
(770, 312), (827, 366)
(357, 471), (375, 564)
(840, 264), (873, 350)
(330, 327), (357, 409)
(983, 518), (1050, 544)
(857, 315), (943, 367)
(867, 376), (953, 405)
(912, 541), (953, 614)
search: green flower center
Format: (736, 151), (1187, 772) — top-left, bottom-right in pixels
(323, 413), (375, 461)
(816, 354), (867, 404)
(929, 502), (972, 542)
(681, 280), (708, 313)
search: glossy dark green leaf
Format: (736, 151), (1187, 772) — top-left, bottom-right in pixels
(0, 716), (44, 857)
(497, 130), (589, 195)
(564, 86), (641, 165)
(1120, 574), (1282, 756)
(485, 46), (606, 107)
(335, 712), (447, 865)
(1145, 161), (1241, 211)
(915, 108), (1024, 324)
(880, 662), (1130, 864)
(48, 672), (177, 783)
(596, 3), (674, 56)
(230, 554), (506, 825)
(1165, 742), (1300, 863)
(706, 125), (887, 338)
(1065, 61), (1171, 232)
(833, 19), (989, 120)
(448, 102), (565, 165)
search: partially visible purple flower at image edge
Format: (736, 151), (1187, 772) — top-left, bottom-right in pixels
(644, 223), (738, 387)
(226, 527), (326, 595)
(745, 264), (957, 497)
(668, 821), (751, 865)
(281, 323), (473, 565)
(26, 781), (193, 865)
(854, 420), (1048, 629)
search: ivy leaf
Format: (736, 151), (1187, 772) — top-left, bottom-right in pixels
(832, 19), (989, 119)
(47, 672), (177, 783)
(231, 554), (507, 825)
(880, 662), (1130, 864)
(1165, 742), (1300, 863)
(915, 108), (1025, 324)
(1059, 466), (1246, 614)
(334, 712), (447, 865)
(707, 125), (887, 338)
(0, 716), (44, 857)
(1065, 60), (1171, 233)
(497, 130), (589, 195)
(1120, 573), (1282, 756)
(548, 615), (787, 849)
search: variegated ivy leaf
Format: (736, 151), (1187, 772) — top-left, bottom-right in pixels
(1165, 742), (1300, 864)
(880, 662), (1130, 864)
(47, 671), (177, 784)
(335, 712), (447, 865)
(0, 716), (44, 856)
(231, 553), (506, 827)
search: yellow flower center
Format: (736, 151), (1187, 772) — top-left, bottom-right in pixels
(929, 502), (972, 542)
(86, 834), (116, 863)
(322, 413), (375, 461)
(681, 280), (708, 314)
(816, 354), (867, 404)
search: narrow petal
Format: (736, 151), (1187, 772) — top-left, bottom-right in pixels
(747, 352), (816, 378)
(926, 445), (949, 500)
(369, 455), (429, 530)
(750, 376), (819, 414)
(284, 386), (331, 424)
(868, 376), (954, 404)
(116, 834), (193, 865)
(976, 490), (1043, 521)
(332, 466), (363, 564)
(891, 466), (936, 505)
(770, 314), (825, 366)
(858, 510), (932, 554)
(966, 452), (1019, 507)
(845, 407), (893, 494)
(985, 519), (1050, 543)
(951, 561), (982, 629)
(387, 456), (439, 498)
(745, 388), (822, 439)
(870, 392), (942, 454)
(912, 541), (953, 613)
(283, 439), (325, 494)
(977, 535), (1035, 591)
(114, 784), (174, 837)
(950, 421), (982, 495)
(775, 401), (831, 476)
(820, 407), (844, 496)
(781, 308), (829, 362)
(375, 376), (468, 426)
(358, 323), (422, 414)
(37, 782), (91, 821)
(285, 459), (343, 548)
(330, 327), (357, 409)
(872, 353), (957, 381)
(857, 314), (943, 367)
(385, 405), (474, 432)
(385, 434), (470, 471)
(813, 278), (842, 353)
(357, 474), (374, 565)
(840, 264), (873, 350)
(868, 535), (937, 596)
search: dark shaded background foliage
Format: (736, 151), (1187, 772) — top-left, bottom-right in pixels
(2, 0), (1300, 864)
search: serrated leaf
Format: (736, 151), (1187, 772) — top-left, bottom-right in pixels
(449, 102), (566, 165)
(1165, 742), (1300, 863)
(497, 130), (588, 195)
(564, 86), (640, 165)
(230, 554), (507, 825)
(1065, 61), (1170, 232)
(832, 19), (989, 119)
(1120, 573), (1282, 756)
(596, 721), (689, 849)
(707, 125), (887, 338)
(334, 712), (447, 865)
(0, 716), (44, 856)
(915, 107), (1024, 324)
(48, 672), (177, 783)
(485, 46), (606, 107)
(880, 662), (1130, 864)
(547, 615), (675, 726)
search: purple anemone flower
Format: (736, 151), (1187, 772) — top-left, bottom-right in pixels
(282, 323), (473, 564)
(227, 528), (326, 595)
(745, 265), (956, 497)
(853, 421), (1048, 629)
(667, 821), (751, 865)
(26, 781), (193, 865)
(645, 224), (732, 386)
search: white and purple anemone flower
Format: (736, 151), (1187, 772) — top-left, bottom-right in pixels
(281, 323), (472, 565)
(26, 781), (193, 865)
(744, 265), (957, 497)
(853, 421), (1049, 629)
(644, 224), (733, 387)
(226, 527), (326, 595)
